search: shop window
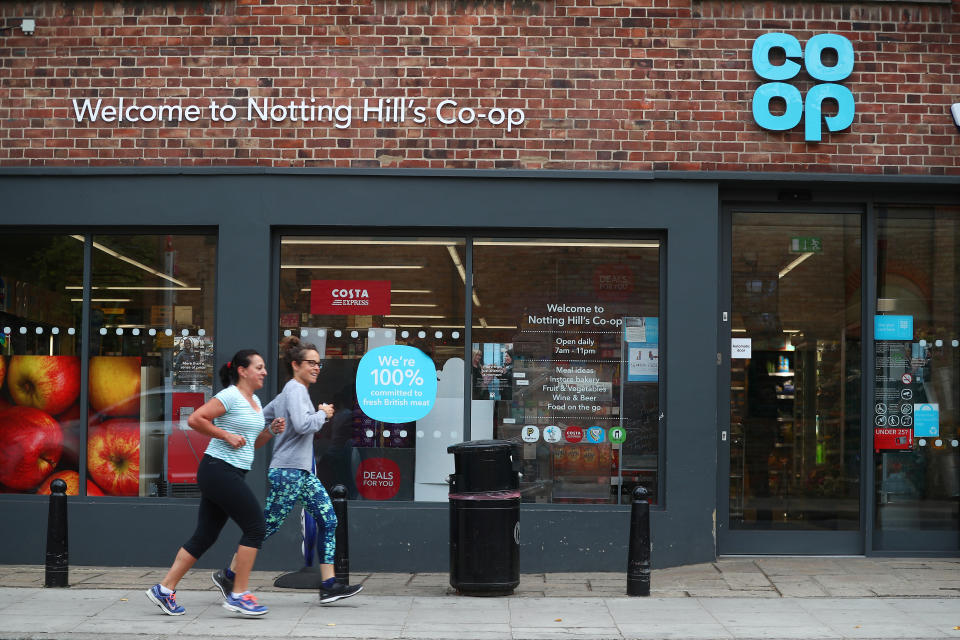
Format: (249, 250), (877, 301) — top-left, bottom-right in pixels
(874, 205), (960, 549)
(472, 238), (662, 504)
(86, 234), (217, 498)
(279, 236), (466, 502)
(0, 234), (83, 495)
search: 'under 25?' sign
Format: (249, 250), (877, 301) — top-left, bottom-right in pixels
(751, 33), (855, 141)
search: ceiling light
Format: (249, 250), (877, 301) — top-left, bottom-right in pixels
(778, 252), (814, 279)
(281, 264), (423, 270)
(445, 246), (481, 307)
(383, 314), (445, 319)
(71, 298), (132, 303)
(65, 285), (200, 291)
(474, 240), (659, 248)
(71, 235), (190, 287)
(391, 303), (438, 308)
(300, 287), (435, 294)
(282, 238), (462, 246)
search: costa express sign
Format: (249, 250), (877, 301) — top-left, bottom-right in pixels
(751, 33), (855, 141)
(311, 280), (390, 316)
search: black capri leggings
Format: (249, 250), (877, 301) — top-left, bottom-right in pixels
(183, 455), (266, 559)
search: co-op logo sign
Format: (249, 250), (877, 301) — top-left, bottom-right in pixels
(751, 33), (855, 141)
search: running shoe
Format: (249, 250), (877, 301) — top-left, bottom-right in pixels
(319, 581), (363, 604)
(145, 584), (185, 616)
(222, 591), (268, 616)
(211, 568), (234, 600)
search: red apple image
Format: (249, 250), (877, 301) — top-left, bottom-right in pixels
(87, 418), (140, 496)
(89, 356), (141, 417)
(37, 470), (80, 496)
(7, 356), (81, 416)
(0, 406), (63, 490)
(55, 402), (91, 468)
(86, 480), (105, 496)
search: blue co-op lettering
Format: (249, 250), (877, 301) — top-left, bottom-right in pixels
(751, 33), (855, 141)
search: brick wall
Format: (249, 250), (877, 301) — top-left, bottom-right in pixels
(0, 0), (957, 172)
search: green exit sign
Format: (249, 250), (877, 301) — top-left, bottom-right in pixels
(790, 236), (822, 253)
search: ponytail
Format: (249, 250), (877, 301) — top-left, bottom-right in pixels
(218, 349), (261, 387)
(278, 335), (318, 377)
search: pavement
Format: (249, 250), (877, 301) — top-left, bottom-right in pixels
(0, 557), (959, 639)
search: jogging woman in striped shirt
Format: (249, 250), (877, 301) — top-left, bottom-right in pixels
(145, 349), (285, 617)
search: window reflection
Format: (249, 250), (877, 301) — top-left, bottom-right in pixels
(87, 234), (216, 498)
(0, 234), (83, 495)
(472, 239), (662, 504)
(874, 206), (960, 548)
(729, 213), (862, 530)
(279, 237), (466, 502)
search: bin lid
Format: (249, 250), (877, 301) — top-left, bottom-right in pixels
(447, 439), (514, 455)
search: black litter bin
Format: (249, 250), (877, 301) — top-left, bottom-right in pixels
(447, 439), (521, 595)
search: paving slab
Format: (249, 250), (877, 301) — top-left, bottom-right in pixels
(1, 558), (960, 640)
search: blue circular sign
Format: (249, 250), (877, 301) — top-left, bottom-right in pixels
(356, 345), (438, 423)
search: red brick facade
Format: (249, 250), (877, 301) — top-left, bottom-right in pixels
(1, 0), (957, 173)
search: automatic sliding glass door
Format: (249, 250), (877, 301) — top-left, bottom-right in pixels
(722, 210), (863, 554)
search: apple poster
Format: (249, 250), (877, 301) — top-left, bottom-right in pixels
(0, 354), (142, 497)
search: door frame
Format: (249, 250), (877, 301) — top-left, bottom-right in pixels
(716, 203), (870, 556)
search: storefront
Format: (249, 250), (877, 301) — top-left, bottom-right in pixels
(0, 0), (958, 571)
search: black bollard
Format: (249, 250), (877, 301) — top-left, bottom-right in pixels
(331, 484), (350, 585)
(626, 485), (650, 597)
(45, 478), (69, 588)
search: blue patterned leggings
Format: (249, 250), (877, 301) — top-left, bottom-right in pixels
(264, 468), (337, 564)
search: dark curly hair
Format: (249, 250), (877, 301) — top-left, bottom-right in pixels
(279, 335), (320, 377)
(218, 349), (262, 387)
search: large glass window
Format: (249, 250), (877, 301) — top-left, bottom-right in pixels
(472, 239), (662, 504)
(874, 205), (960, 550)
(86, 234), (217, 498)
(0, 234), (83, 495)
(729, 213), (862, 530)
(279, 236), (466, 502)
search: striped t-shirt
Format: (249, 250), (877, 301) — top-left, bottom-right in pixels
(203, 385), (264, 470)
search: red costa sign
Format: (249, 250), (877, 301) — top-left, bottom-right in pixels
(564, 426), (584, 443)
(355, 457), (401, 500)
(311, 280), (391, 316)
